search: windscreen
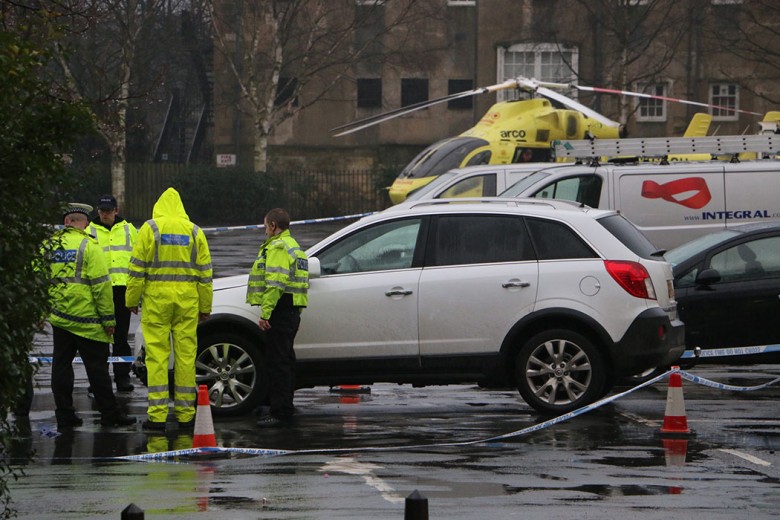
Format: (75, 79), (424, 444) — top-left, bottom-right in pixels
(664, 229), (740, 267)
(405, 171), (459, 201)
(499, 171), (551, 197)
(397, 137), (490, 180)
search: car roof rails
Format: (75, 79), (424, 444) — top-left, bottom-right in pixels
(552, 134), (780, 165)
(407, 197), (584, 211)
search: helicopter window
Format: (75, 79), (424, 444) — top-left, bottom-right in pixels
(531, 175), (602, 207)
(401, 137), (491, 179)
(465, 150), (491, 166)
(439, 174), (498, 198)
(317, 218), (422, 275)
(513, 147), (550, 163)
(566, 114), (579, 137)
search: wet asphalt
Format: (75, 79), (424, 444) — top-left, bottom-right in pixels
(7, 220), (780, 519)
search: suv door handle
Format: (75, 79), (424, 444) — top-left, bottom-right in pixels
(502, 279), (531, 288)
(385, 287), (413, 297)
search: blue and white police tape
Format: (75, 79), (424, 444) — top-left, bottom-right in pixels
(202, 212), (377, 233)
(116, 370), (669, 461)
(30, 356), (135, 365)
(119, 446), (291, 461)
(679, 369), (780, 392)
(679, 344), (780, 359)
(116, 367), (780, 462)
(53, 211), (378, 232)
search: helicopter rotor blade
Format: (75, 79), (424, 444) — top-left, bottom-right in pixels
(331, 79), (519, 136)
(534, 86), (620, 127)
(570, 85), (763, 117)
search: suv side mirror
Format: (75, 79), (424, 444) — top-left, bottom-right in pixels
(695, 267), (721, 287)
(308, 256), (321, 279)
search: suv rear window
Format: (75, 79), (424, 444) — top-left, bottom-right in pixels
(597, 214), (660, 258)
(526, 218), (597, 260)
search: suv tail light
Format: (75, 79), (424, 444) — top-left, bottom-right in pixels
(604, 260), (657, 300)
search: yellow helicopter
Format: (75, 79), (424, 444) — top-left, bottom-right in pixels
(334, 78), (624, 204)
(333, 78), (765, 204)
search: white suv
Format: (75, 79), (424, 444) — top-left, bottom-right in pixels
(134, 198), (684, 416)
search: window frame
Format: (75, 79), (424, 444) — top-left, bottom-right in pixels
(634, 82), (668, 122)
(496, 43), (579, 102)
(709, 83), (740, 122)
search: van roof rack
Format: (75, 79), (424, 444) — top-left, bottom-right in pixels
(552, 134), (780, 162)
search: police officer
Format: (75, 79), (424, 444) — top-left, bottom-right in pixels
(47, 203), (136, 429)
(126, 188), (212, 432)
(246, 208), (309, 427)
(87, 194), (138, 392)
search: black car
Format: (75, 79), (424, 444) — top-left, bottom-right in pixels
(665, 222), (780, 364)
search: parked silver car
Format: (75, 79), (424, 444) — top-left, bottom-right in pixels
(134, 198), (684, 416)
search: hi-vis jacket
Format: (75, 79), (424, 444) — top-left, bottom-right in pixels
(46, 226), (116, 343)
(246, 229), (309, 319)
(126, 188), (213, 314)
(87, 217), (137, 286)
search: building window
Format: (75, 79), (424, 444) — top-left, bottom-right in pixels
(401, 78), (429, 107)
(635, 83), (668, 122)
(357, 78), (382, 108)
(710, 83), (739, 121)
(275, 77), (298, 107)
(448, 79), (474, 109)
(496, 43), (578, 102)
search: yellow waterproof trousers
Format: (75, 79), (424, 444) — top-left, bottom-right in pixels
(142, 292), (198, 423)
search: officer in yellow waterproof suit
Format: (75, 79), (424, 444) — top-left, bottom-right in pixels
(246, 208), (308, 427)
(47, 204), (135, 429)
(87, 194), (138, 392)
(126, 188), (212, 432)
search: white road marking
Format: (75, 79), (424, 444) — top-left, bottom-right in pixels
(320, 457), (405, 504)
(718, 449), (772, 467)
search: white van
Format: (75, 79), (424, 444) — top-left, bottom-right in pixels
(396, 163), (575, 205)
(500, 160), (780, 250)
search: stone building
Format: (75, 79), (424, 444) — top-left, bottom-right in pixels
(211, 0), (780, 172)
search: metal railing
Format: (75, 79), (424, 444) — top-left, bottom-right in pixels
(112, 164), (394, 224)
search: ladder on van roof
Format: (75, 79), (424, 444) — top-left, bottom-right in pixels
(552, 134), (780, 161)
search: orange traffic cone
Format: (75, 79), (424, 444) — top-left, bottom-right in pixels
(192, 385), (217, 449)
(659, 367), (693, 437)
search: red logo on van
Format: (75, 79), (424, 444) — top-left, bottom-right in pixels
(641, 177), (712, 209)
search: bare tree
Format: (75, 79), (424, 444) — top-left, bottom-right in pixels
(705, 0), (780, 105)
(563, 0), (689, 126)
(209, 0), (444, 173)
(46, 1), (184, 207)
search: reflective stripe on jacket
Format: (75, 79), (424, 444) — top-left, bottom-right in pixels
(246, 229), (309, 319)
(125, 188), (213, 314)
(87, 218), (137, 286)
(46, 227), (116, 342)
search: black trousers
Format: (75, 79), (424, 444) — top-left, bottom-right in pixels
(111, 285), (132, 380)
(51, 326), (119, 420)
(264, 303), (301, 419)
